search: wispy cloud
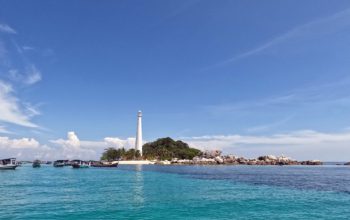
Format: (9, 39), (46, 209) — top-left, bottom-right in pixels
(183, 129), (350, 161)
(0, 125), (12, 134)
(0, 23), (16, 34)
(8, 65), (42, 85)
(215, 8), (350, 66)
(0, 80), (39, 128)
(246, 116), (294, 133)
(206, 77), (350, 115)
(22, 46), (34, 51)
(24, 65), (42, 85)
(0, 22), (44, 133)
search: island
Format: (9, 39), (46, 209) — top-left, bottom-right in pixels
(100, 137), (323, 166)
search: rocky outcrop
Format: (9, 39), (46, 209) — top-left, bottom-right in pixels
(345, 162), (350, 165)
(169, 154), (323, 166)
(215, 156), (224, 164)
(155, 160), (171, 165)
(300, 160), (323, 165)
(201, 150), (222, 158)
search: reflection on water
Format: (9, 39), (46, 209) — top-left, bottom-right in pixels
(135, 164), (142, 172)
(132, 165), (144, 206)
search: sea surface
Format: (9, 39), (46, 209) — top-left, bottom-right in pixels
(1, 164), (350, 219)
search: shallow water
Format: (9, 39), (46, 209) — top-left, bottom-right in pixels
(1, 165), (350, 219)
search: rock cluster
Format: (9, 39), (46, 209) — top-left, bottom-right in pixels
(300, 160), (323, 165)
(169, 151), (323, 166)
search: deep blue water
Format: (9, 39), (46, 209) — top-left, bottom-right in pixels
(1, 165), (350, 219)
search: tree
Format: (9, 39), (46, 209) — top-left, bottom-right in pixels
(101, 147), (119, 161)
(135, 150), (141, 160)
(124, 148), (136, 160)
(101, 147), (125, 161)
(142, 137), (201, 160)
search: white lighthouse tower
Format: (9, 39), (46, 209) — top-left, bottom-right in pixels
(135, 110), (143, 156)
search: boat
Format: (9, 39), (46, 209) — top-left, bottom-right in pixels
(90, 161), (119, 168)
(53, 160), (65, 167)
(64, 160), (72, 166)
(0, 158), (18, 170)
(32, 160), (41, 168)
(72, 160), (89, 168)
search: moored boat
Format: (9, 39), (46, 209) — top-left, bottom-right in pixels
(53, 160), (65, 167)
(0, 158), (18, 170)
(72, 160), (89, 168)
(32, 160), (41, 168)
(90, 161), (119, 168)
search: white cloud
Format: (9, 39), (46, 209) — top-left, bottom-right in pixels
(0, 136), (51, 160)
(104, 137), (136, 149)
(1, 130), (350, 161)
(0, 80), (38, 128)
(0, 23), (42, 133)
(48, 131), (138, 160)
(0, 23), (16, 34)
(0, 136), (39, 149)
(51, 131), (81, 148)
(0, 132), (104, 160)
(49, 131), (97, 160)
(184, 130), (350, 161)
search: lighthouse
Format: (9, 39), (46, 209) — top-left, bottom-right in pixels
(135, 110), (143, 156)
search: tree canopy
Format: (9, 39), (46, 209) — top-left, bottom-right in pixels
(101, 137), (201, 161)
(142, 137), (201, 160)
(101, 147), (141, 161)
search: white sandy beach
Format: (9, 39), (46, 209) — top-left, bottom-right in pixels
(118, 160), (155, 165)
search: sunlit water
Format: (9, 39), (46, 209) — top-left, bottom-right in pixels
(1, 165), (350, 219)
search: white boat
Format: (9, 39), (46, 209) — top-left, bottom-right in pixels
(0, 158), (18, 170)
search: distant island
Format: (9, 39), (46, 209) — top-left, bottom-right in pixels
(101, 137), (323, 166)
(101, 137), (200, 161)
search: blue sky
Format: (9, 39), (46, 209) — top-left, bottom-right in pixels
(1, 0), (350, 160)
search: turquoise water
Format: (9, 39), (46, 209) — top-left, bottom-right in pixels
(1, 165), (350, 219)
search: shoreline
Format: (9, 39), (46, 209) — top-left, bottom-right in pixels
(118, 160), (155, 165)
(117, 162), (345, 166)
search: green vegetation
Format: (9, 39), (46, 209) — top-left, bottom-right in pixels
(100, 147), (141, 161)
(142, 137), (201, 160)
(100, 137), (201, 161)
